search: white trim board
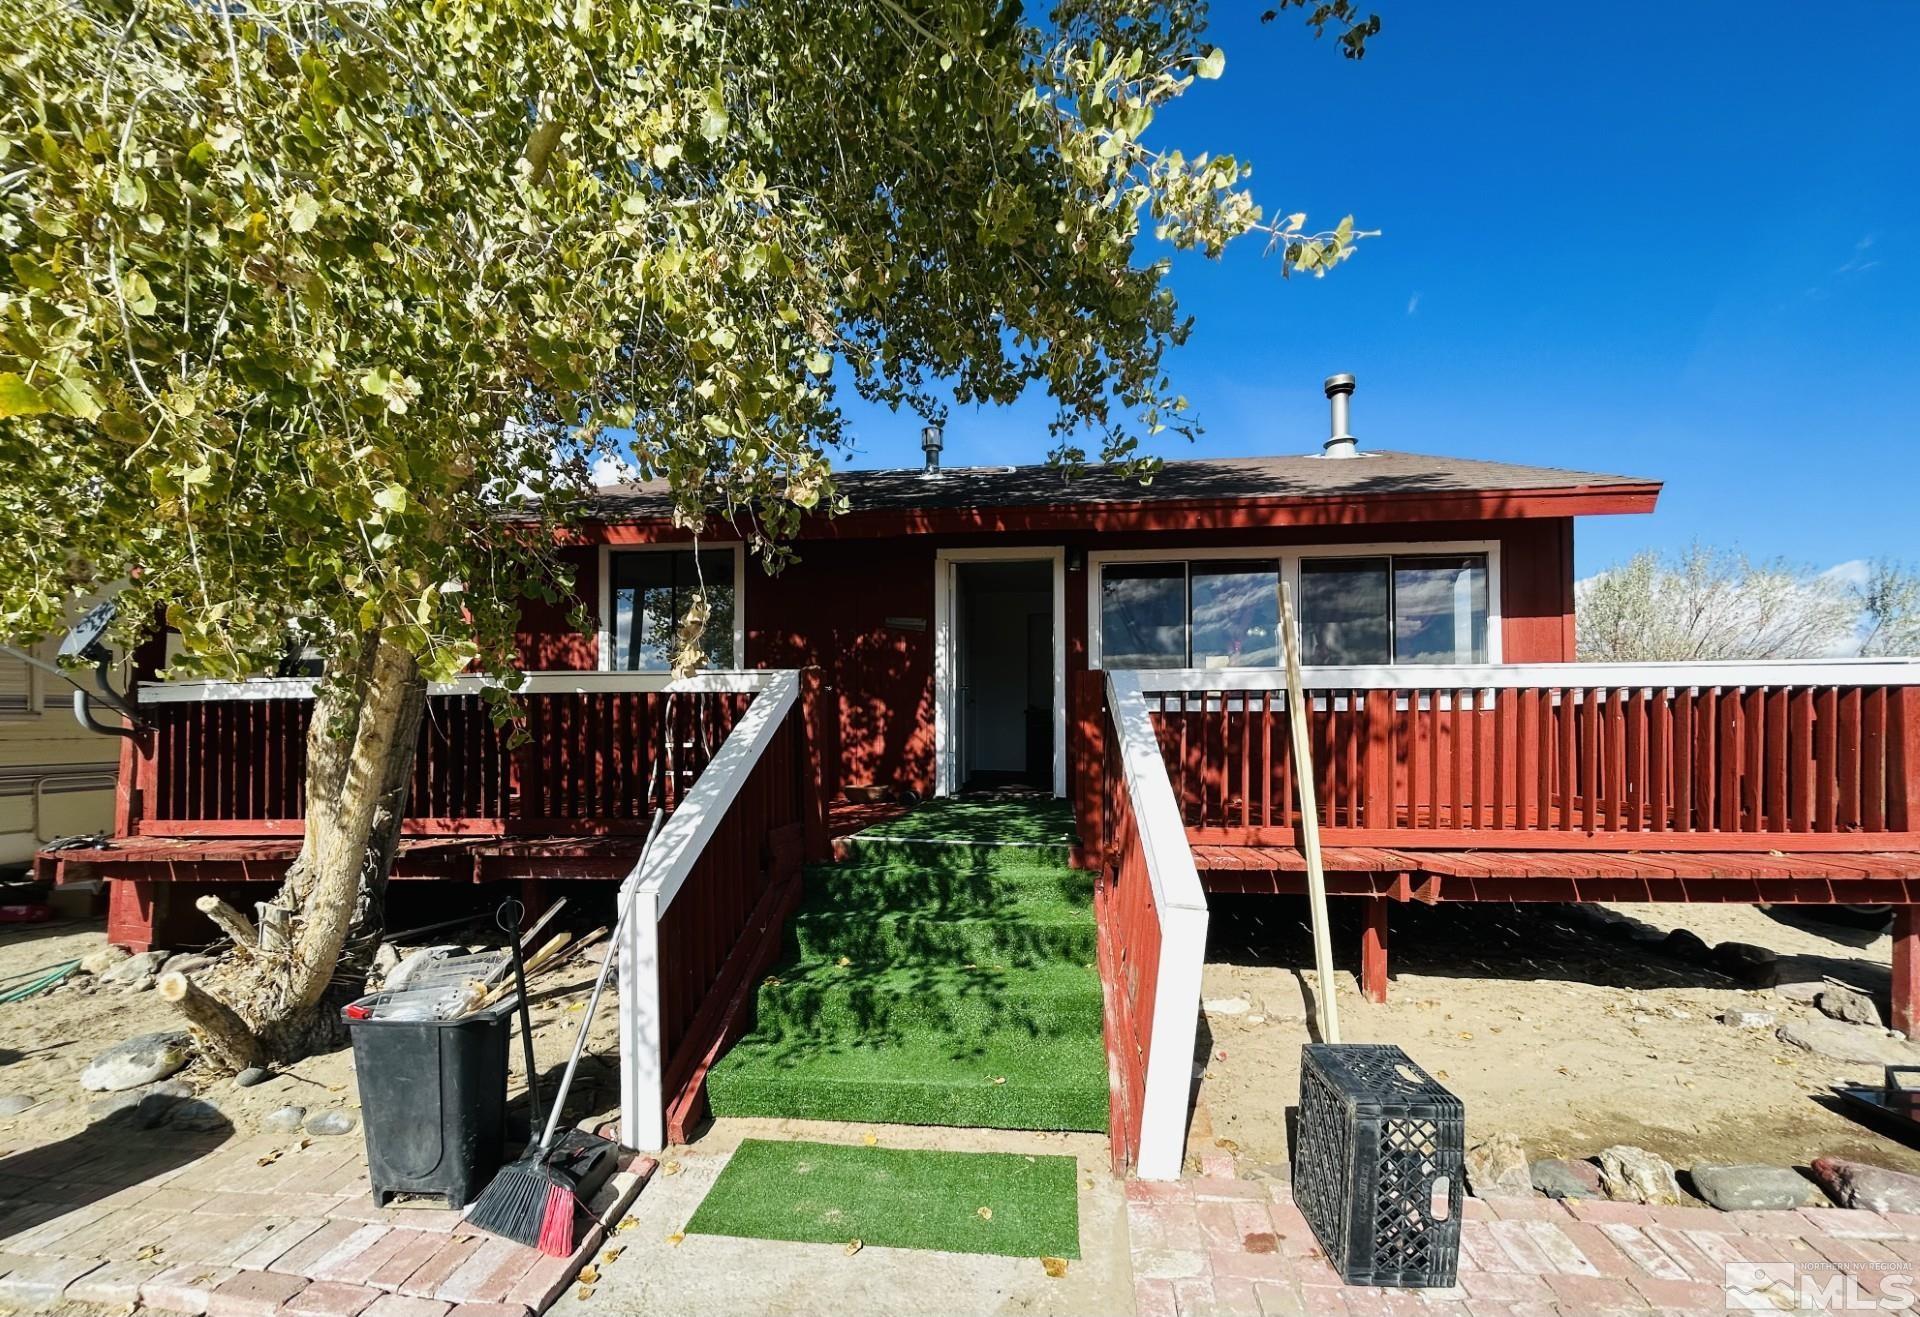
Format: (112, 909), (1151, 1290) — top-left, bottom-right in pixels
(1123, 656), (1920, 693)
(598, 541), (748, 673)
(933, 546), (1068, 799)
(618, 668), (801, 1153)
(1086, 538), (1503, 671)
(139, 670), (778, 704)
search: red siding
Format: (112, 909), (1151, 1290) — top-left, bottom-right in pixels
(517, 518), (1581, 798)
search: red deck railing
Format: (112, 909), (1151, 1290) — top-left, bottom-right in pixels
(131, 676), (754, 837)
(1096, 698), (1161, 1173)
(1136, 662), (1920, 851)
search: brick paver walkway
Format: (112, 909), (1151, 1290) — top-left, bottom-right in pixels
(1129, 1175), (1920, 1315)
(0, 1126), (651, 1315)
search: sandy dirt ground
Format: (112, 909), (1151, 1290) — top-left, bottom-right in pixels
(1193, 896), (1920, 1182)
(0, 899), (626, 1159)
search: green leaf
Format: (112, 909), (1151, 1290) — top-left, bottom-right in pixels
(1196, 48), (1226, 79)
(286, 192), (321, 234)
(0, 373), (51, 419)
(373, 484), (410, 513)
(9, 255), (56, 292)
(806, 351), (832, 375)
(121, 270), (157, 317)
(651, 142), (681, 169)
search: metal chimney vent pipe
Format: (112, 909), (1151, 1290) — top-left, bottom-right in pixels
(921, 423), (944, 475)
(1323, 374), (1358, 458)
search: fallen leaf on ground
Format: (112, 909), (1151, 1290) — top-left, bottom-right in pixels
(665, 1231), (685, 1247)
(975, 1206), (993, 1221)
(990, 1076), (1006, 1085)
(844, 1238), (863, 1255)
(616, 1217), (638, 1233)
(578, 1265), (599, 1285)
(135, 1245), (163, 1262)
(861, 1132), (877, 1146)
(1042, 1257), (1069, 1278)
(600, 1246), (624, 1264)
(576, 1285), (595, 1300)
(662, 1159), (681, 1176)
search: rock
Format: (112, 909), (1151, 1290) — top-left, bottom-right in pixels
(233, 1066), (271, 1089)
(117, 971), (157, 994)
(372, 941), (402, 980)
(1690, 1164), (1822, 1211)
(263, 1105), (307, 1133)
(1464, 1131), (1533, 1198)
(1809, 1158), (1920, 1214)
(1530, 1158), (1603, 1200)
(1203, 996), (1251, 1017)
(1719, 1008), (1777, 1029)
(1663, 927), (1711, 962)
(79, 946), (129, 976)
(1711, 941), (1781, 986)
(1597, 1145), (1684, 1205)
(79, 1031), (190, 1092)
(1815, 985), (1883, 1028)
(159, 951), (217, 978)
(99, 950), (167, 986)
(167, 1098), (228, 1133)
(89, 1079), (192, 1129)
(0, 1093), (36, 1116)
(305, 1109), (357, 1137)
(1773, 980), (1829, 1004)
(1776, 1017), (1918, 1065)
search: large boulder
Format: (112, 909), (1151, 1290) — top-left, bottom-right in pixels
(1711, 941), (1780, 987)
(1776, 1017), (1917, 1065)
(79, 1031), (190, 1092)
(1464, 1132), (1533, 1198)
(1809, 1158), (1920, 1214)
(1690, 1164), (1823, 1211)
(1597, 1145), (1684, 1205)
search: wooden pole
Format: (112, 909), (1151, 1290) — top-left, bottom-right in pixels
(1279, 580), (1341, 1044)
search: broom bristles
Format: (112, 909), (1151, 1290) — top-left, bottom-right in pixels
(467, 1160), (555, 1248)
(535, 1182), (578, 1257)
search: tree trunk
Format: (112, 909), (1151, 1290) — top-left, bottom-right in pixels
(163, 624), (428, 1068)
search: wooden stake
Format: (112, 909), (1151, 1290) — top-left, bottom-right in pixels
(1279, 580), (1341, 1044)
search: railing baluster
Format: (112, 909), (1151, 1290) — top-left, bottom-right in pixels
(1865, 687), (1889, 832)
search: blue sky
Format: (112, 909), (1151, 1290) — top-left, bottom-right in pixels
(832, 5), (1919, 577)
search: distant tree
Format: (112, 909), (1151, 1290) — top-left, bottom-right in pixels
(1576, 545), (1857, 663)
(1856, 560), (1920, 657)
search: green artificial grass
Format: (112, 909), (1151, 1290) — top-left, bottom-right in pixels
(855, 794), (1078, 845)
(685, 1138), (1082, 1259)
(706, 797), (1109, 1134)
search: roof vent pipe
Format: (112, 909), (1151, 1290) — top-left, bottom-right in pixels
(921, 423), (944, 475)
(1323, 374), (1358, 458)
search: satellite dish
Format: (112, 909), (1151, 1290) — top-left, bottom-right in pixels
(58, 600), (119, 665)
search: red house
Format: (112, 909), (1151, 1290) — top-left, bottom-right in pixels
(47, 376), (1920, 1177)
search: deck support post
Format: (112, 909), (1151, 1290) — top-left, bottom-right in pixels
(1894, 906), (1920, 1040)
(1361, 896), (1390, 1005)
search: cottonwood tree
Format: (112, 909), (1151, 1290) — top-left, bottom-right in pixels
(1, 0), (1370, 1065)
(1576, 545), (1858, 663)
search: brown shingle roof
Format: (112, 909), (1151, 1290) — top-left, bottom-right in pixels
(587, 450), (1657, 520)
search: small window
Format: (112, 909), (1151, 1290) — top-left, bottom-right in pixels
(1099, 563), (1186, 669)
(1394, 555), (1489, 664)
(1191, 561), (1281, 669)
(1299, 558), (1391, 665)
(0, 654), (36, 719)
(608, 549), (738, 671)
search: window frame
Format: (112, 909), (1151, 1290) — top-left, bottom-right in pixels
(596, 542), (748, 673)
(1086, 540), (1503, 670)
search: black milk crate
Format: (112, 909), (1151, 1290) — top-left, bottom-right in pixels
(1294, 1043), (1464, 1288)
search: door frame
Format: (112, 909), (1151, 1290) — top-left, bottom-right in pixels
(933, 546), (1067, 798)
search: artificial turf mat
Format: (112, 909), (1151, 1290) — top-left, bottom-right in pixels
(706, 797), (1108, 1132)
(855, 794), (1077, 845)
(685, 1138), (1082, 1259)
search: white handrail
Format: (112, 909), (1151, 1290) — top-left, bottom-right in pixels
(618, 669), (801, 1151)
(1105, 669), (1209, 1181)
(138, 669), (780, 703)
(1128, 657), (1920, 694)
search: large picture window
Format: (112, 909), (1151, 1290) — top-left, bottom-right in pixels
(1094, 548), (1492, 669)
(607, 548), (739, 671)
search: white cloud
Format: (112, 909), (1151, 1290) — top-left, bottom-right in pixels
(1405, 292), (1421, 316)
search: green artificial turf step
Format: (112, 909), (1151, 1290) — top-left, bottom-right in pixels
(706, 795), (1108, 1134)
(704, 1032), (1111, 1132)
(686, 1138), (1082, 1259)
(751, 961), (1102, 1044)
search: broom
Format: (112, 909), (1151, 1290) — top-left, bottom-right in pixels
(468, 809), (665, 1254)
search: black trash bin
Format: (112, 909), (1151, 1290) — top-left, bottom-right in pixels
(342, 993), (513, 1208)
